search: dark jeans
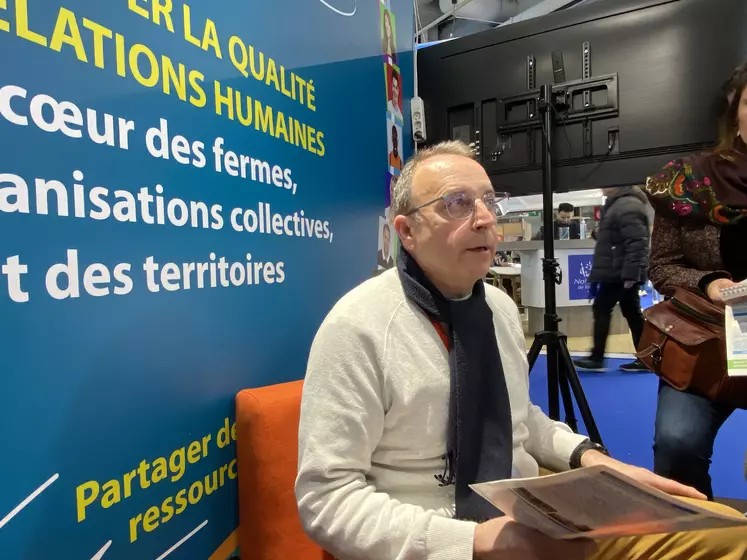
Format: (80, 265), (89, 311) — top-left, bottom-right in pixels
(590, 282), (644, 361)
(653, 381), (734, 500)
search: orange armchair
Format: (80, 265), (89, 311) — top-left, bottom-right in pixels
(236, 380), (333, 559)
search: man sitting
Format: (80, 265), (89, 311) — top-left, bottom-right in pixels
(533, 202), (581, 240)
(295, 141), (746, 560)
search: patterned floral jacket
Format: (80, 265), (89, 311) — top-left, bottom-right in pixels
(645, 159), (731, 297)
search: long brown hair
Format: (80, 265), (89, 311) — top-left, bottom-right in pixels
(715, 64), (747, 155)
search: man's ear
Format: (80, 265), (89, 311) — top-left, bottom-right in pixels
(393, 214), (416, 252)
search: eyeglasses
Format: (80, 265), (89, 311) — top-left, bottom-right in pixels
(406, 191), (509, 220)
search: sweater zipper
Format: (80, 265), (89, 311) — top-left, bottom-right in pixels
(670, 298), (722, 327)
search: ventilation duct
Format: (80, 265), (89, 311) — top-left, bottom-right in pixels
(438, 0), (523, 21)
(429, 0), (587, 40)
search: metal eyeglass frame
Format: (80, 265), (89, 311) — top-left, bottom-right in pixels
(405, 191), (510, 220)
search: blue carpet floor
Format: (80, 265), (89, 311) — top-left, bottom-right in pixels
(528, 355), (747, 500)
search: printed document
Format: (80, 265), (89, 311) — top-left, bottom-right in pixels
(471, 465), (747, 540)
(726, 302), (747, 377)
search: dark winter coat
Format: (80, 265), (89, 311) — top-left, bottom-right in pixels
(589, 187), (651, 283)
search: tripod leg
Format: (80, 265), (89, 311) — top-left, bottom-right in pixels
(557, 337), (604, 446)
(546, 342), (561, 421)
(557, 368), (578, 433)
(527, 333), (544, 371)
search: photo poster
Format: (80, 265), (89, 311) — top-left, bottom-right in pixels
(380, 171), (398, 268)
(377, 217), (395, 270)
(380, 1), (397, 65)
(386, 115), (404, 176)
(0, 0), (413, 559)
(384, 63), (404, 123)
(377, 0), (412, 274)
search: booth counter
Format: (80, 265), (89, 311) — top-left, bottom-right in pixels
(496, 239), (630, 338)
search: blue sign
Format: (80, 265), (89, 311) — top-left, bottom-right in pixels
(568, 254), (594, 301)
(0, 0), (412, 559)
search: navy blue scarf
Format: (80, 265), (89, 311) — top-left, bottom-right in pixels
(396, 248), (513, 521)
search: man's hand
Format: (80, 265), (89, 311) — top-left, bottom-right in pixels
(580, 450), (706, 500)
(623, 280), (637, 290)
(474, 517), (596, 560)
(706, 278), (740, 303)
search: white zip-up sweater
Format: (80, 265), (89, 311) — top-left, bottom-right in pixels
(296, 269), (587, 560)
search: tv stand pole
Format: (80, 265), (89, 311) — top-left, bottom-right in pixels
(526, 84), (604, 446)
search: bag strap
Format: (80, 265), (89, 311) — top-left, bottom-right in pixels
(636, 331), (668, 368)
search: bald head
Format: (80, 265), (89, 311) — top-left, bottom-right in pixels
(410, 154), (487, 208)
(390, 140), (476, 221)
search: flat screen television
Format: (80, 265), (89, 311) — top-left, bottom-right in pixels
(417, 0), (747, 196)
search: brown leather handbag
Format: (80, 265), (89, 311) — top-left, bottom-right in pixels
(636, 287), (747, 409)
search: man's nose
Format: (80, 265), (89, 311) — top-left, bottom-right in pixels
(472, 199), (495, 228)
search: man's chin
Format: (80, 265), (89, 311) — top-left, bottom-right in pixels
(464, 258), (492, 279)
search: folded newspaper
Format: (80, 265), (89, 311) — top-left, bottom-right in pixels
(470, 465), (747, 540)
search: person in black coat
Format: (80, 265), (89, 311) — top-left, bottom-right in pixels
(574, 186), (651, 372)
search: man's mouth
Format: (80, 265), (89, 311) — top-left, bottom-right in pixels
(467, 246), (490, 253)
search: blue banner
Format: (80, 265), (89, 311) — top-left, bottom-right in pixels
(0, 0), (412, 558)
(568, 254), (594, 301)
